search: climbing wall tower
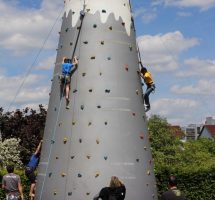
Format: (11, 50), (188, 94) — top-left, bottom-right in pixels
(35, 0), (157, 199)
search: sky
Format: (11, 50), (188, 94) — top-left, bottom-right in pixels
(0, 0), (215, 126)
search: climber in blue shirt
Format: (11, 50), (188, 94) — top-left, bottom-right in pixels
(60, 56), (78, 109)
(25, 140), (43, 200)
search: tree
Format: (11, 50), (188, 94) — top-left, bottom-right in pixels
(0, 105), (47, 164)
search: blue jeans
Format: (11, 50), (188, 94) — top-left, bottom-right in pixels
(144, 84), (155, 107)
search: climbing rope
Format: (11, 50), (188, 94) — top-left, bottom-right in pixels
(63, 4), (87, 197)
(38, 6), (86, 200)
(6, 7), (64, 113)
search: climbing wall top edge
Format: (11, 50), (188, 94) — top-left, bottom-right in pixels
(64, 0), (132, 35)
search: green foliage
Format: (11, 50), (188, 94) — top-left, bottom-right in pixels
(0, 137), (23, 167)
(0, 105), (46, 165)
(148, 115), (215, 200)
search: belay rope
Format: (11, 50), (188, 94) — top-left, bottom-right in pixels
(38, 6), (86, 200)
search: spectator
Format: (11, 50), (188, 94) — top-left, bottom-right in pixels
(161, 175), (185, 200)
(2, 164), (24, 200)
(94, 176), (126, 200)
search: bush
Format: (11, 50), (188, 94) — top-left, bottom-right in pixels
(0, 137), (23, 168)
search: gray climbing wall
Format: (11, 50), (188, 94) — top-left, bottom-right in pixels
(35, 0), (158, 199)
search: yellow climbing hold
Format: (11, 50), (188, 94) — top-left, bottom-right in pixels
(95, 172), (100, 178)
(63, 137), (68, 144)
(61, 173), (67, 177)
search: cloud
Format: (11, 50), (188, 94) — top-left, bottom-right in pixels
(159, 0), (215, 11)
(137, 31), (199, 72)
(176, 58), (215, 77)
(133, 7), (157, 23)
(171, 79), (215, 95)
(0, 0), (63, 55)
(151, 98), (199, 124)
(36, 55), (56, 70)
(177, 11), (192, 17)
(0, 73), (50, 109)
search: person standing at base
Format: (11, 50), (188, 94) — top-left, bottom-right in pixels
(94, 176), (126, 200)
(161, 175), (186, 200)
(2, 164), (24, 200)
(137, 63), (155, 112)
(60, 56), (78, 109)
(25, 140), (42, 200)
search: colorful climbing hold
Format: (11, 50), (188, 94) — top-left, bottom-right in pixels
(125, 64), (129, 71)
(136, 159), (140, 162)
(104, 122), (108, 125)
(51, 140), (55, 144)
(97, 105), (101, 109)
(78, 173), (82, 178)
(105, 89), (110, 93)
(70, 42), (73, 46)
(88, 122), (92, 126)
(147, 170), (151, 175)
(136, 89), (139, 95)
(140, 134), (144, 140)
(89, 89), (93, 92)
(68, 192), (72, 196)
(104, 156), (108, 160)
(90, 56), (95, 60)
(63, 137), (68, 144)
(95, 172), (100, 178)
(81, 105), (84, 110)
(79, 138), (82, 143)
(82, 72), (86, 77)
(61, 173), (66, 177)
(48, 172), (52, 177)
(109, 26), (113, 30)
(86, 155), (91, 159)
(65, 28), (69, 32)
(72, 121), (76, 125)
(101, 41), (104, 45)
(96, 139), (100, 144)
(93, 24), (97, 28)
(71, 156), (75, 159)
(53, 191), (57, 195)
(132, 112), (136, 116)
(73, 89), (77, 93)
(86, 192), (90, 195)
(83, 41), (88, 44)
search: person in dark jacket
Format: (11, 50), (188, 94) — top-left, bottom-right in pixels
(94, 176), (126, 200)
(161, 175), (185, 200)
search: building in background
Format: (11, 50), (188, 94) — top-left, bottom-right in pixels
(182, 124), (202, 141)
(205, 117), (215, 125)
(198, 125), (215, 141)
